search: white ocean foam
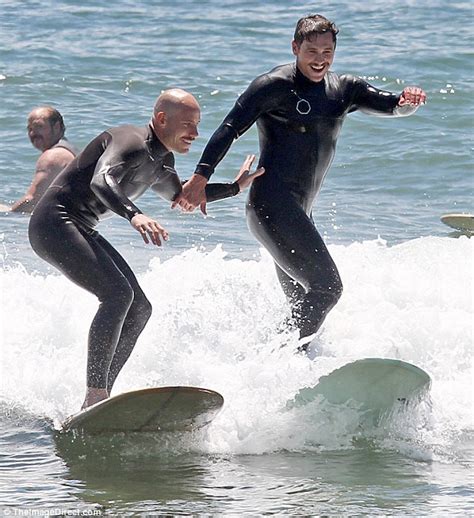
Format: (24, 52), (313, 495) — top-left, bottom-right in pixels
(0, 236), (472, 459)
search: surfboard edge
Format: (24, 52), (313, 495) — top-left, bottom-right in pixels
(287, 357), (431, 411)
(61, 386), (224, 434)
(440, 213), (474, 232)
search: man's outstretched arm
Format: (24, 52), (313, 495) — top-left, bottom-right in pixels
(351, 77), (427, 117)
(171, 123), (241, 211)
(201, 154), (265, 213)
(157, 155), (264, 213)
(173, 73), (274, 211)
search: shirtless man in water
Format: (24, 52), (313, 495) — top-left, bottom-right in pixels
(9, 106), (78, 212)
(29, 89), (264, 408)
(173, 14), (426, 350)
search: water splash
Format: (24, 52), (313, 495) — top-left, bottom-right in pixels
(1, 237), (472, 460)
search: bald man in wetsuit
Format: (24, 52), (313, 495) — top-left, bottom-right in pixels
(174, 14), (426, 352)
(9, 106), (78, 212)
(29, 89), (263, 409)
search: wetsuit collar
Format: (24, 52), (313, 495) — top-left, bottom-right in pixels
(146, 124), (172, 159)
(293, 63), (326, 89)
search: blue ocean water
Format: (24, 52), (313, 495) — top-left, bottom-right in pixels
(0, 0), (473, 515)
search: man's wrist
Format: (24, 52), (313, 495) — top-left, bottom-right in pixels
(127, 208), (143, 221)
(194, 164), (214, 180)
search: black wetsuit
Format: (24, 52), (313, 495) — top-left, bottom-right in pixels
(195, 63), (418, 342)
(29, 124), (239, 389)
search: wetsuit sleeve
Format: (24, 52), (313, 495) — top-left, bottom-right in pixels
(89, 133), (143, 221)
(151, 163), (182, 201)
(151, 163), (240, 202)
(205, 182), (240, 202)
(195, 74), (276, 179)
(348, 76), (419, 117)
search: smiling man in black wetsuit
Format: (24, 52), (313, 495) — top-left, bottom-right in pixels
(174, 14), (427, 352)
(29, 89), (264, 409)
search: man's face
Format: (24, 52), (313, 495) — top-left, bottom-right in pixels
(27, 114), (61, 152)
(159, 104), (200, 154)
(292, 32), (335, 83)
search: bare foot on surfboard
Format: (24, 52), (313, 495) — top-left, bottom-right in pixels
(81, 388), (109, 410)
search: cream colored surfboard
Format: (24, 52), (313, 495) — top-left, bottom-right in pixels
(441, 213), (474, 232)
(287, 358), (431, 425)
(62, 386), (224, 434)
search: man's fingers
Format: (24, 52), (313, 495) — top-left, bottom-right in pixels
(173, 192), (199, 212)
(136, 222), (169, 246)
(150, 233), (161, 246)
(401, 87), (426, 106)
(178, 198), (195, 212)
(172, 192), (197, 211)
(171, 193), (183, 210)
(175, 174), (207, 211)
(139, 228), (149, 244)
(241, 154), (256, 172)
(150, 224), (168, 246)
(245, 154), (256, 168)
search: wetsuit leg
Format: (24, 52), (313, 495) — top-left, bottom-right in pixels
(29, 207), (151, 389)
(97, 239), (152, 392)
(274, 262), (306, 306)
(247, 190), (343, 343)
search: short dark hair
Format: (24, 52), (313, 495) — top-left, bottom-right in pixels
(293, 14), (339, 46)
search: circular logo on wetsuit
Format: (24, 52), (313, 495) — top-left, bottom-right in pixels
(296, 98), (311, 115)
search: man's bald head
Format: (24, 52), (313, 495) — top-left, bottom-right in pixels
(151, 89), (200, 154)
(153, 88), (200, 117)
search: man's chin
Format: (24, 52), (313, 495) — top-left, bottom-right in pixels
(309, 73), (325, 83)
(304, 67), (327, 83)
(31, 140), (44, 151)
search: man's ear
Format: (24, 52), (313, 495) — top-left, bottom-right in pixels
(52, 121), (62, 135)
(291, 40), (300, 56)
(155, 111), (167, 127)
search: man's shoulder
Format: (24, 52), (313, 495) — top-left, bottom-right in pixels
(106, 124), (145, 138)
(52, 138), (79, 156)
(328, 71), (360, 86)
(39, 146), (75, 167)
(266, 62), (295, 78)
(32, 146), (74, 177)
(259, 63), (295, 84)
(326, 71), (363, 94)
(104, 124), (150, 150)
(247, 63), (294, 94)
